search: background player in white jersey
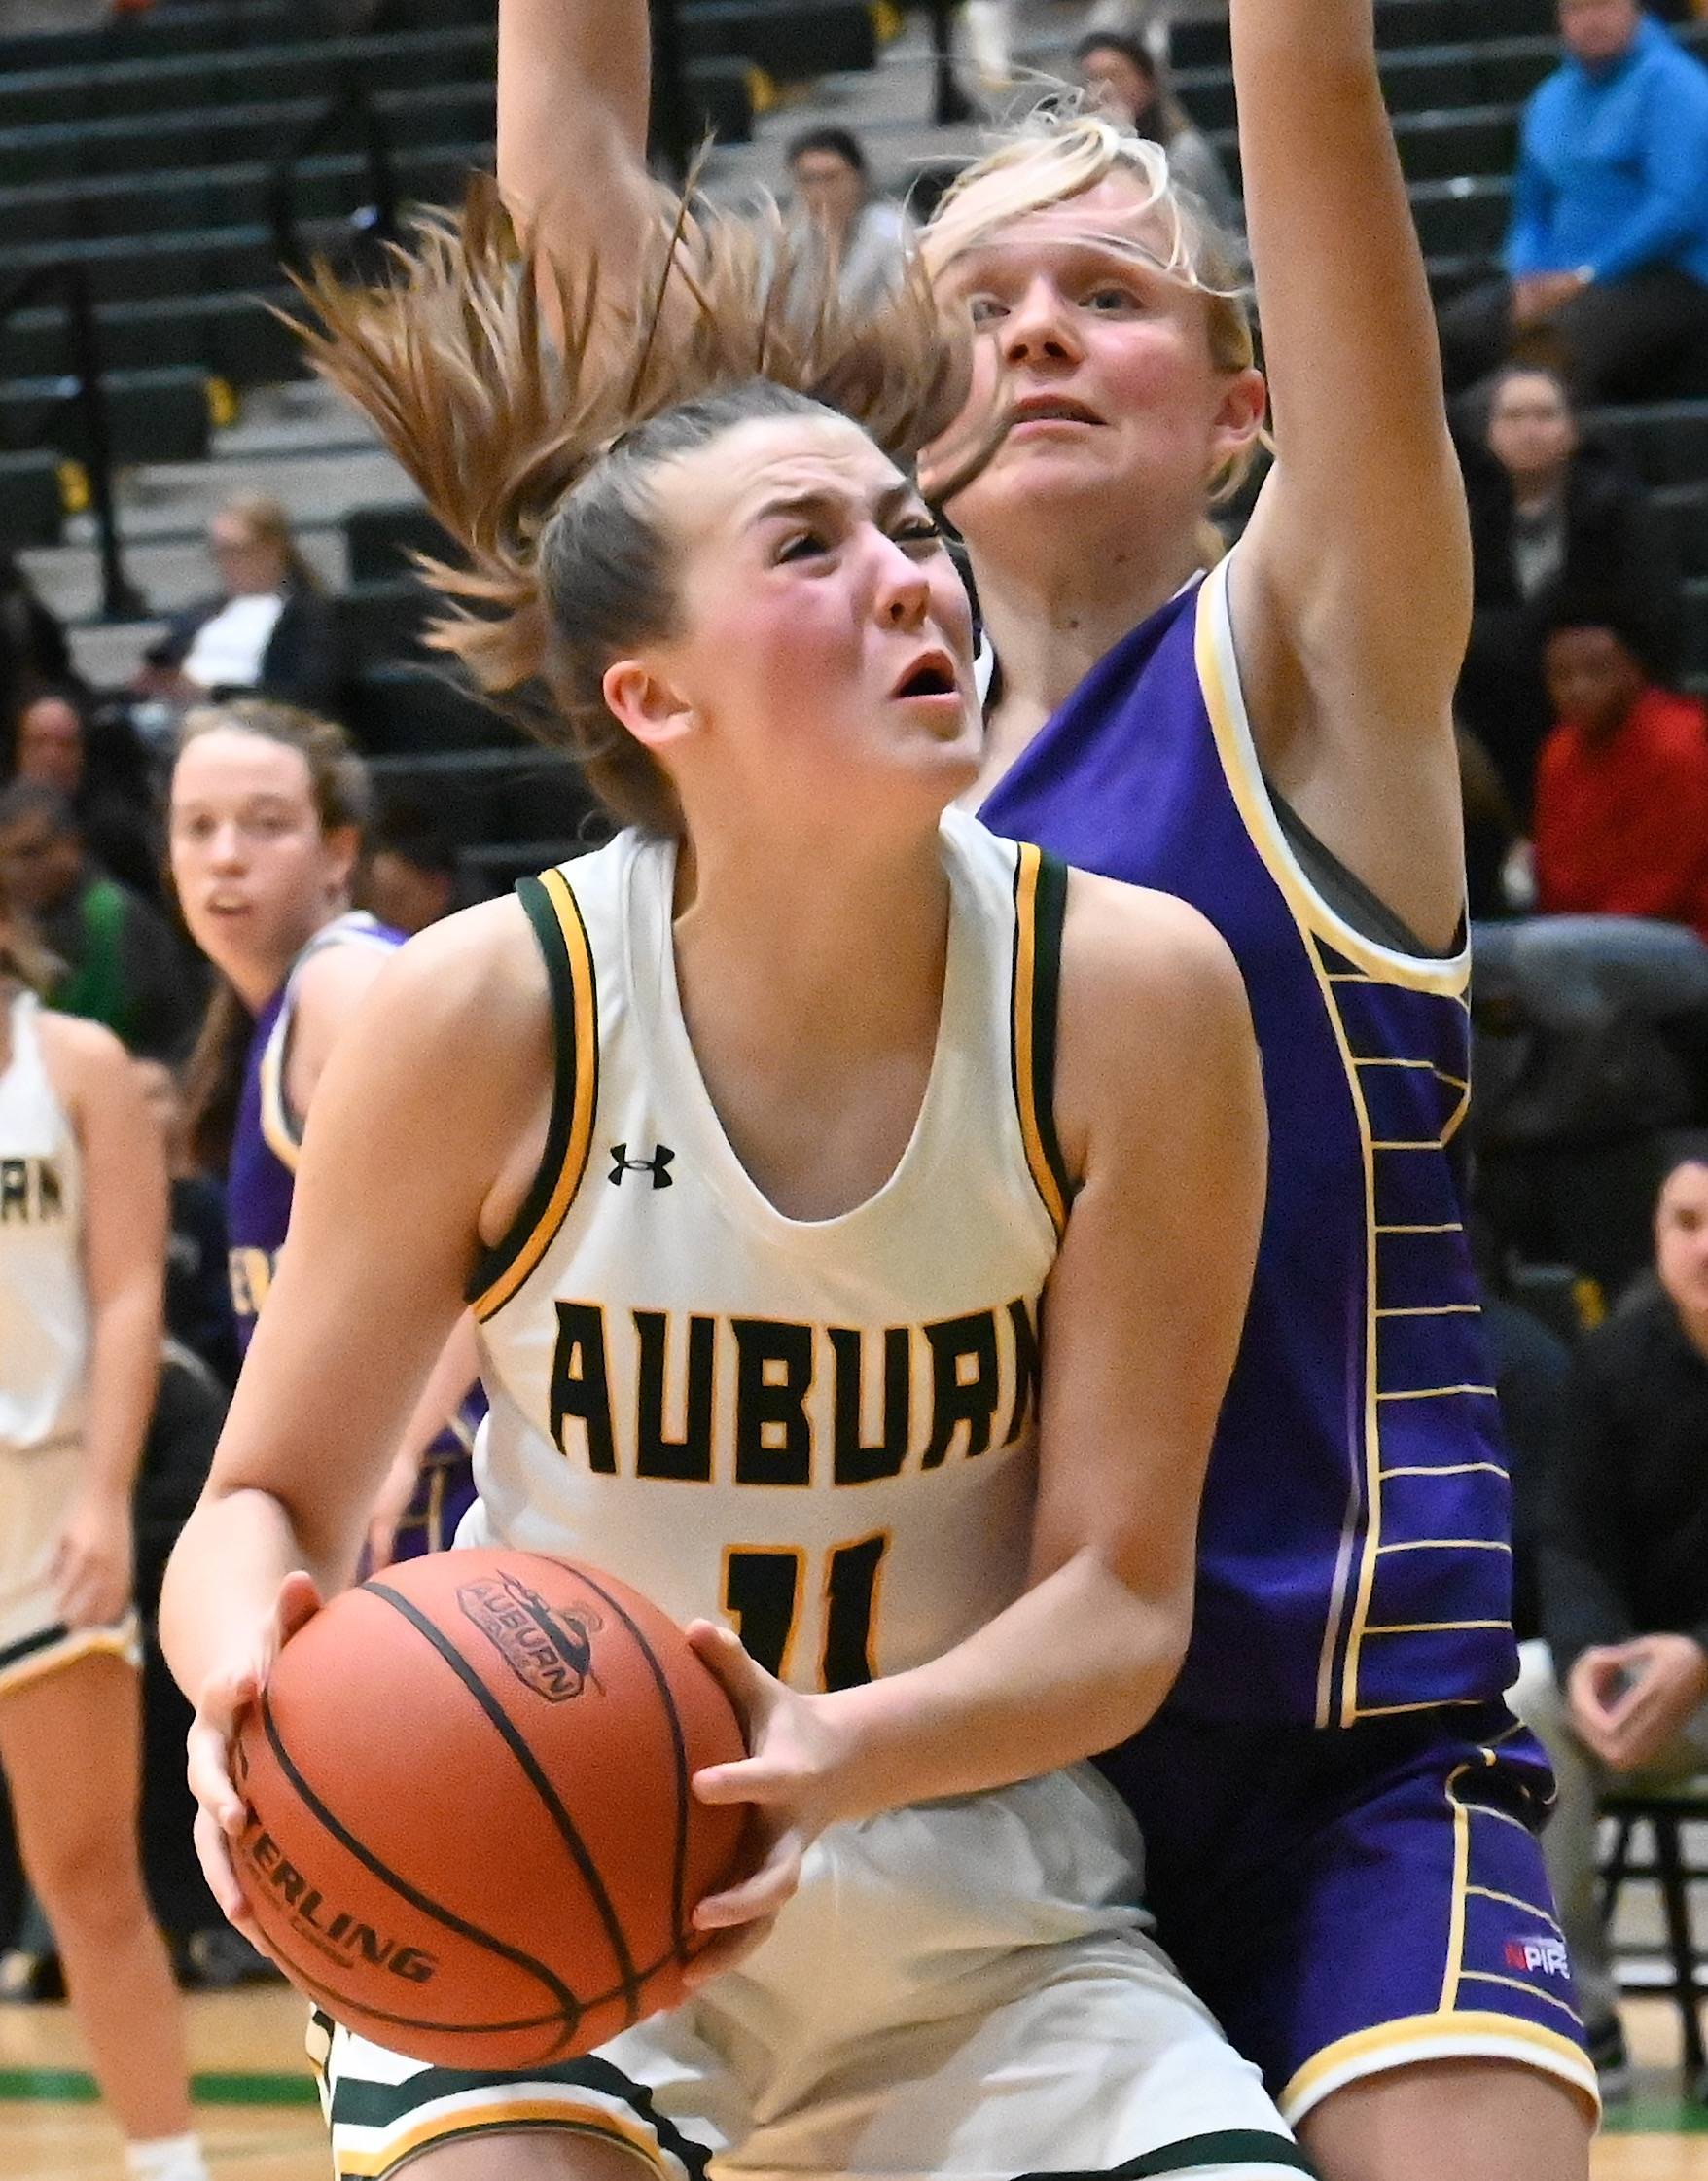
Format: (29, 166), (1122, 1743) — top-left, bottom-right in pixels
(0, 865), (208, 2181)
(159, 207), (1303, 2179)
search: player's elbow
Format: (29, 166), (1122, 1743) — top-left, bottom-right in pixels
(1084, 1554), (1197, 1748)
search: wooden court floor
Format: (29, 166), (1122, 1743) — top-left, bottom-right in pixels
(2, 1987), (1707, 2177)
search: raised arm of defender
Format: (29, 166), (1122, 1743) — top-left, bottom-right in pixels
(497, 0), (653, 250)
(1228, 0), (1473, 950)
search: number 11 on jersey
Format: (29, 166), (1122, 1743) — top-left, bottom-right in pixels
(722, 1534), (889, 1692)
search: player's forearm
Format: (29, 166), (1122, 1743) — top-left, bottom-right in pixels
(160, 1484), (346, 1705)
(817, 1550), (1189, 1822)
(497, 0), (652, 226)
(78, 1274), (161, 1502)
(390, 1312), (481, 1476)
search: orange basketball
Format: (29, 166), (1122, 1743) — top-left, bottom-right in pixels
(231, 1550), (748, 2067)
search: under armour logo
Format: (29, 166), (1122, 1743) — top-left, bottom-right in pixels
(608, 1143), (675, 1190)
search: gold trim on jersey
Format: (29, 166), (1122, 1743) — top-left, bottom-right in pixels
(0, 1614), (140, 1697)
(257, 1009), (301, 1176)
(470, 867), (600, 1323)
(1193, 558), (1469, 997)
(1193, 562), (1489, 1729)
(333, 2099), (669, 2179)
(1010, 842), (1070, 1240)
(1279, 2014), (1599, 2127)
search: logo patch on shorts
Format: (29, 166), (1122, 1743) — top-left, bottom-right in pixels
(458, 1570), (605, 1703)
(1505, 1934), (1570, 1979)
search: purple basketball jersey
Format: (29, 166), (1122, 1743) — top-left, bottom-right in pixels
(980, 559), (1513, 1729)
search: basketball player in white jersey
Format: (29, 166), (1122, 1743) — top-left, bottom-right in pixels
(160, 213), (1303, 2179)
(0, 870), (208, 2181)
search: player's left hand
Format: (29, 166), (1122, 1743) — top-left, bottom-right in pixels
(52, 1484), (133, 1629)
(682, 1619), (849, 1986)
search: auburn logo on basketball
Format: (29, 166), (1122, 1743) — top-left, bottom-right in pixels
(459, 1570), (604, 1703)
(242, 1825), (438, 1983)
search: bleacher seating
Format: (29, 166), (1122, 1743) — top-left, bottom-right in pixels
(5, 0), (1708, 879)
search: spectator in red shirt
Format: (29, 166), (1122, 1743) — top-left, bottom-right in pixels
(1533, 609), (1708, 939)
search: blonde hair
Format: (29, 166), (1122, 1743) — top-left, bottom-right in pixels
(289, 178), (977, 834)
(213, 493), (321, 594)
(923, 112), (1263, 529)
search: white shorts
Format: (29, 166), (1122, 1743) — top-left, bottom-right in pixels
(0, 1439), (138, 1694)
(316, 1765), (1306, 2181)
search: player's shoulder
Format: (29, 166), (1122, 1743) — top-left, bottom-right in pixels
(33, 1003), (130, 1087)
(354, 890), (548, 1037)
(1059, 866), (1245, 1024)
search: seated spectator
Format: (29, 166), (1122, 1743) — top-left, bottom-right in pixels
(1439, 0), (1708, 405)
(1074, 31), (1240, 232)
(785, 128), (914, 314)
(1458, 366), (1683, 812)
(4, 683), (159, 899)
(1531, 610), (1708, 940)
(133, 496), (339, 716)
(0, 553), (73, 692)
(1512, 1141), (1708, 2096)
(0, 781), (199, 1059)
(361, 804), (462, 936)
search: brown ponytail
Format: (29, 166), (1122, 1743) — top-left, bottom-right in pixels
(290, 177), (977, 831)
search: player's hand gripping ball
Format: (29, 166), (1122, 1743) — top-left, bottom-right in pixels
(231, 1551), (749, 2066)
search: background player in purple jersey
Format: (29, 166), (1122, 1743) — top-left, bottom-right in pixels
(494, 0), (1596, 2172)
(167, 700), (480, 1566)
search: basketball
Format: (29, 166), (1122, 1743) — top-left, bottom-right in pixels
(230, 1550), (749, 2068)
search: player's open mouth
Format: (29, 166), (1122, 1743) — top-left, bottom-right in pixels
(1009, 396), (1103, 432)
(891, 652), (959, 701)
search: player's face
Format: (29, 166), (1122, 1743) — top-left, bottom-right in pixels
(1657, 1162), (1708, 1321)
(935, 179), (1260, 550)
(616, 415), (979, 825)
(169, 729), (352, 989)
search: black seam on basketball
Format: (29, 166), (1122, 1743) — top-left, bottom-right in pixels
(558, 1565), (696, 1968)
(366, 1580), (644, 2021)
(255, 1694), (586, 2039)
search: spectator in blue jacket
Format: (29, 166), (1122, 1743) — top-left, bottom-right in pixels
(1440, 0), (1708, 403)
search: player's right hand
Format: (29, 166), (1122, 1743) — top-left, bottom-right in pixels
(185, 1569), (324, 1960)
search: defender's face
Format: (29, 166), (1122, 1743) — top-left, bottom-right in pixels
(169, 728), (351, 990)
(935, 178), (1258, 550)
(615, 414), (980, 829)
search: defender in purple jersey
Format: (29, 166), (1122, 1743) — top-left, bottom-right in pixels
(169, 701), (479, 1559)
(490, 0), (1598, 2168)
(909, 20), (1595, 2181)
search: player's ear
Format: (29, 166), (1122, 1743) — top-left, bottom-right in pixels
(321, 822), (362, 897)
(602, 659), (696, 753)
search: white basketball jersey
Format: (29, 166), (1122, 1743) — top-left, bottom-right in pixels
(0, 991), (87, 1456)
(463, 810), (1074, 1694)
